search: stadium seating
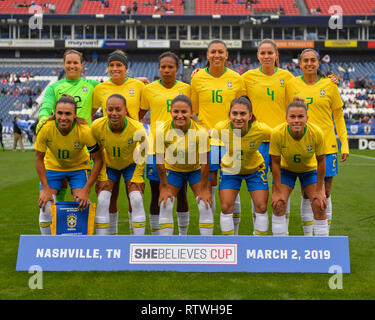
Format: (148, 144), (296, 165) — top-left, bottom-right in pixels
(79, 0), (184, 15)
(0, 0), (74, 14)
(195, 0), (299, 15)
(305, 0), (375, 15)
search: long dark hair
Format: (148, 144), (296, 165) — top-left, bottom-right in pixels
(298, 49), (326, 78)
(229, 95), (256, 123)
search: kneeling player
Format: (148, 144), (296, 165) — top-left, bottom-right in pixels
(35, 95), (103, 235)
(214, 96), (272, 235)
(269, 97), (328, 236)
(92, 94), (148, 235)
(156, 95), (212, 235)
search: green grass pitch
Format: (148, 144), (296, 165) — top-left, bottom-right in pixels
(0, 149), (375, 300)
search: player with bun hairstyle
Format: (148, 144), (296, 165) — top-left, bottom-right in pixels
(34, 95), (103, 235)
(91, 94), (147, 235)
(285, 49), (349, 235)
(269, 97), (328, 236)
(155, 95), (212, 236)
(140, 51), (191, 235)
(213, 96), (272, 235)
(191, 39), (246, 233)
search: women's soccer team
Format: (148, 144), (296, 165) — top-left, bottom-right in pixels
(34, 38), (349, 237)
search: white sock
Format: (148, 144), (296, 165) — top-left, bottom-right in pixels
(159, 198), (174, 235)
(177, 211), (189, 235)
(220, 212), (234, 235)
(301, 197), (313, 236)
(198, 199), (213, 235)
(253, 212), (269, 236)
(233, 194), (241, 235)
(251, 198), (256, 225)
(313, 219), (329, 236)
(108, 211), (118, 235)
(95, 190), (111, 235)
(39, 201), (52, 235)
(326, 195), (332, 231)
(272, 214), (288, 236)
(211, 186), (217, 218)
(149, 214), (159, 235)
(129, 191), (146, 235)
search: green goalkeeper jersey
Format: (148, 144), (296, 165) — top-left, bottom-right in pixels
(39, 77), (99, 125)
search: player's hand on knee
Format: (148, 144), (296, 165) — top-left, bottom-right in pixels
(158, 186), (174, 207)
(39, 187), (54, 211)
(196, 189), (212, 210)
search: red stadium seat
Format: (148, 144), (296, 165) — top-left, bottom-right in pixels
(305, 0), (375, 15)
(0, 0), (74, 14)
(79, 0), (184, 15)
(195, 0), (299, 15)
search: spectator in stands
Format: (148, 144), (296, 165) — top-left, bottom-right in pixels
(13, 116), (25, 152)
(127, 6), (131, 14)
(49, 3), (56, 13)
(121, 3), (126, 14)
(133, 1), (138, 13)
(0, 118), (4, 151)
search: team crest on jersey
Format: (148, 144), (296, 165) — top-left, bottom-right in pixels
(227, 82), (232, 88)
(307, 145), (313, 151)
(320, 90), (325, 96)
(82, 86), (88, 92)
(128, 138), (133, 144)
(67, 214), (77, 229)
(280, 79), (285, 86)
(74, 141), (80, 148)
(129, 89), (135, 95)
(250, 142), (255, 147)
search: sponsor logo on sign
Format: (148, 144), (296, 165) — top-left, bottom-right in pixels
(129, 243), (237, 265)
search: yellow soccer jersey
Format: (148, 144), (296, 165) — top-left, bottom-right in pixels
(92, 78), (144, 120)
(34, 120), (96, 171)
(156, 120), (210, 172)
(214, 119), (272, 175)
(285, 76), (347, 155)
(269, 122), (325, 173)
(91, 116), (147, 171)
(141, 79), (191, 153)
(241, 67), (294, 128)
(191, 67), (246, 130)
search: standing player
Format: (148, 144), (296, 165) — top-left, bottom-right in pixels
(241, 39), (338, 232)
(92, 94), (147, 235)
(214, 96), (272, 235)
(92, 50), (145, 235)
(140, 51), (191, 235)
(155, 95), (212, 236)
(35, 95), (103, 235)
(37, 49), (100, 202)
(191, 39), (246, 233)
(285, 49), (349, 235)
(269, 98), (328, 236)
